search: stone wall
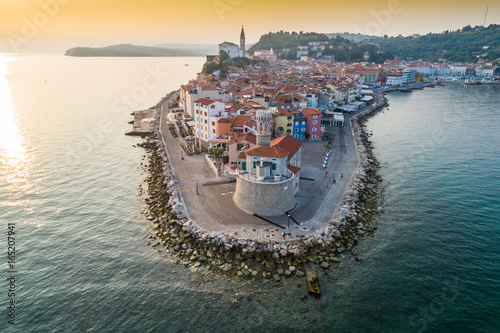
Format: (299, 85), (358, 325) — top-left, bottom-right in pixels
(234, 175), (296, 216)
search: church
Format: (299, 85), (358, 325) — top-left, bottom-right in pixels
(219, 26), (248, 58)
(233, 109), (302, 216)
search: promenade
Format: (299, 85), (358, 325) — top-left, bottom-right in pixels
(157, 93), (383, 242)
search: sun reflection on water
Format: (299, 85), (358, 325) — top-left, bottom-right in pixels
(0, 55), (25, 163)
(0, 54), (33, 201)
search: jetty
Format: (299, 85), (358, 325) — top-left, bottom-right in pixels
(125, 109), (156, 136)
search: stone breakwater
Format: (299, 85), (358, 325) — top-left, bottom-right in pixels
(136, 92), (387, 280)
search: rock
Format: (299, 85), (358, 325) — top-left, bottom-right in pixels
(296, 270), (305, 277)
(273, 274), (280, 281)
(277, 268), (284, 275)
(219, 263), (232, 272)
(289, 265), (296, 272)
(355, 257), (362, 261)
(321, 262), (330, 269)
(331, 257), (341, 263)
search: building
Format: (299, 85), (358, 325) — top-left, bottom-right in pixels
(272, 108), (294, 137)
(292, 110), (307, 139)
(386, 72), (403, 86)
(193, 98), (226, 143)
(218, 26), (248, 58)
(402, 69), (415, 85)
(233, 110), (302, 216)
(302, 108), (323, 140)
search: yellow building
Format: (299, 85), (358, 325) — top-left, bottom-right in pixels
(272, 108), (294, 137)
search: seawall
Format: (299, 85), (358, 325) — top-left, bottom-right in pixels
(135, 90), (387, 280)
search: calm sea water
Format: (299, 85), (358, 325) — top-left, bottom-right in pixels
(1, 55), (499, 333)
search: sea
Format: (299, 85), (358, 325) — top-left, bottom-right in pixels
(0, 54), (499, 333)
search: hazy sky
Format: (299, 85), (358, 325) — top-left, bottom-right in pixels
(0, 0), (498, 52)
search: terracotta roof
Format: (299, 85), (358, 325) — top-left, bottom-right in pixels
(271, 134), (302, 158)
(194, 98), (216, 105)
(246, 146), (289, 158)
(301, 108), (320, 118)
(237, 152), (247, 159)
(287, 165), (301, 174)
(230, 115), (251, 128)
(236, 133), (256, 145)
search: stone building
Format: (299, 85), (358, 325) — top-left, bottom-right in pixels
(233, 109), (302, 216)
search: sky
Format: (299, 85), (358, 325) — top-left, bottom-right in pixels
(0, 0), (499, 52)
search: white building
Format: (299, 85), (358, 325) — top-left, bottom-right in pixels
(179, 84), (230, 118)
(386, 72), (403, 86)
(219, 42), (243, 58)
(450, 65), (467, 77)
(402, 69), (416, 84)
(475, 66), (495, 78)
(193, 98), (227, 143)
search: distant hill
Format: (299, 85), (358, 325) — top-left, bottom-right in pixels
(326, 33), (378, 41)
(64, 44), (202, 57)
(375, 24), (500, 62)
(248, 31), (330, 54)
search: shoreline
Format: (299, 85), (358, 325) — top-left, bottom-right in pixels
(132, 88), (390, 280)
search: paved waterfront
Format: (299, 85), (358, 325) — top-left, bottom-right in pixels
(158, 94), (382, 241)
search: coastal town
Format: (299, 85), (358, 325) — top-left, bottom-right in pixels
(131, 27), (498, 286)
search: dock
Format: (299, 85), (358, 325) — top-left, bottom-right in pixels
(304, 262), (321, 296)
(125, 109), (156, 136)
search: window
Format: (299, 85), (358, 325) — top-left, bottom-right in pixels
(287, 116), (292, 120)
(287, 129), (291, 133)
(313, 115), (318, 119)
(295, 128), (298, 132)
(302, 121), (306, 125)
(301, 128), (305, 132)
(212, 121), (215, 126)
(204, 112), (207, 117)
(287, 123), (292, 127)
(312, 135), (316, 139)
(313, 120), (317, 125)
(196, 110), (199, 114)
(211, 105), (215, 109)
(204, 119), (207, 124)
(312, 127), (317, 132)
(213, 129), (215, 134)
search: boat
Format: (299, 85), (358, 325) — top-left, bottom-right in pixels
(185, 64), (189, 66)
(464, 79), (481, 85)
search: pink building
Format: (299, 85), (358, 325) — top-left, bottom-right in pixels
(301, 108), (322, 140)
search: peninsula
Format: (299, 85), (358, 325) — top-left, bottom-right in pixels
(131, 26), (498, 283)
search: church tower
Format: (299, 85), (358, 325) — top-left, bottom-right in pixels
(240, 26), (246, 57)
(256, 109), (272, 147)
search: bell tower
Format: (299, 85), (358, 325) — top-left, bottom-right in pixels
(256, 109), (272, 147)
(240, 26), (246, 57)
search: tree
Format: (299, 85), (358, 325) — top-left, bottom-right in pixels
(219, 50), (230, 62)
(202, 61), (220, 74)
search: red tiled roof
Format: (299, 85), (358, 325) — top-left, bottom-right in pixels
(246, 146), (289, 158)
(271, 134), (302, 158)
(236, 133), (256, 145)
(230, 115), (251, 128)
(287, 165), (301, 174)
(193, 98), (216, 105)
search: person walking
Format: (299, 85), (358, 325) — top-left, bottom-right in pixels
(341, 173), (343, 179)
(319, 186), (322, 193)
(325, 171), (328, 177)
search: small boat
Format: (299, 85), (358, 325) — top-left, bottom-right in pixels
(185, 64), (189, 66)
(464, 79), (481, 85)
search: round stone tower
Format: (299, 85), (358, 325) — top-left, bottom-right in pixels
(256, 109), (272, 147)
